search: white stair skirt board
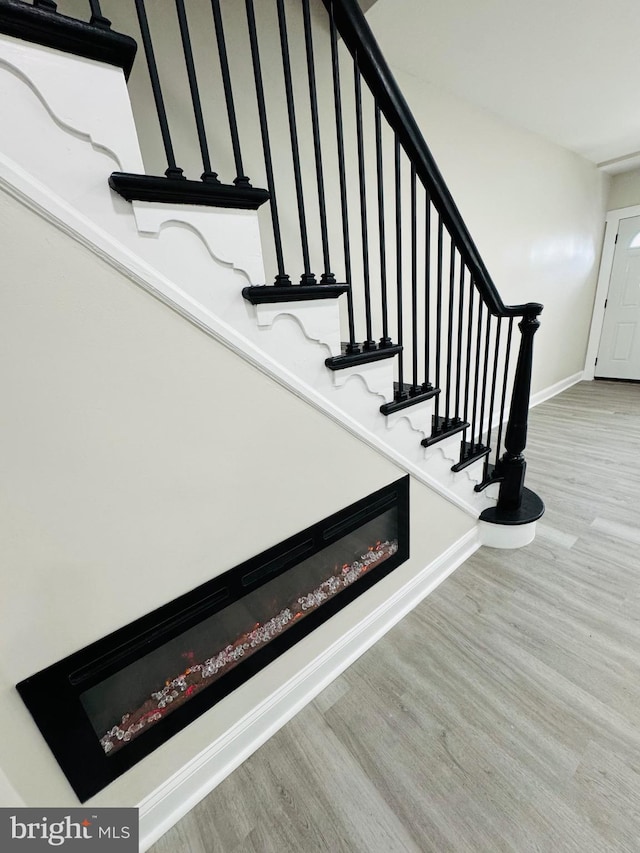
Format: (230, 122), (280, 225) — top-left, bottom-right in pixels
(137, 527), (481, 852)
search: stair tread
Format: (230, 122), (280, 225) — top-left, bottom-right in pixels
(109, 172), (270, 209)
(380, 382), (440, 415)
(421, 415), (468, 447)
(325, 344), (402, 371)
(451, 442), (491, 472)
(243, 283), (349, 304)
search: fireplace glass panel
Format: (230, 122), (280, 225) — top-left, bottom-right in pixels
(16, 476), (409, 802)
(80, 509), (398, 755)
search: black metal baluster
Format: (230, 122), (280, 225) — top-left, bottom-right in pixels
(444, 237), (455, 422)
(470, 298), (483, 445)
(433, 215), (443, 424)
(477, 313), (492, 449)
(395, 135), (404, 390)
(455, 261), (465, 415)
(211, 0), (249, 188)
(302, 0), (334, 284)
(354, 61), (375, 349)
(462, 275), (475, 425)
(244, 0), (288, 285)
(175, 0), (219, 183)
(276, 0), (315, 285)
(134, 0), (184, 180)
(329, 2), (357, 350)
(410, 164), (419, 391)
(375, 105), (391, 348)
(494, 318), (514, 466)
(423, 189), (432, 392)
(485, 315), (502, 458)
(88, 0), (111, 28)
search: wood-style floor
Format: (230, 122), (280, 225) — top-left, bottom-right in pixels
(150, 380), (640, 853)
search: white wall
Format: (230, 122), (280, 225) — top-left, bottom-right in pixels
(607, 167), (640, 211)
(384, 67), (609, 393)
(0, 186), (474, 807)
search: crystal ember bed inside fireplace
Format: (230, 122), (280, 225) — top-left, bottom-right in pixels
(17, 476), (409, 801)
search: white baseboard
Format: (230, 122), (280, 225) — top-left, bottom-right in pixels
(530, 371), (584, 409)
(137, 527), (480, 851)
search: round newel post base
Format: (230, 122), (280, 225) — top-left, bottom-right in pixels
(479, 487), (545, 549)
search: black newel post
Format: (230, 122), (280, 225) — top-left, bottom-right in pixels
(495, 305), (542, 512)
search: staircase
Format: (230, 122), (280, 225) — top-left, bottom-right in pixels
(0, 0), (544, 546)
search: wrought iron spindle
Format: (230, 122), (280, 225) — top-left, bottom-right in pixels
(302, 0), (334, 284)
(175, 0), (218, 182)
(375, 105), (391, 347)
(444, 237), (456, 422)
(395, 135), (404, 390)
(410, 164), (419, 391)
(245, 0), (288, 285)
(354, 62), (375, 348)
(433, 216), (443, 423)
(211, 0), (249, 187)
(470, 297), (483, 444)
(423, 189), (432, 391)
(485, 315), (502, 453)
(494, 318), (514, 464)
(134, 0), (184, 180)
(329, 2), (357, 349)
(477, 313), (492, 448)
(88, 0), (110, 28)
(277, 0), (315, 285)
(455, 261), (466, 414)
(462, 274), (475, 425)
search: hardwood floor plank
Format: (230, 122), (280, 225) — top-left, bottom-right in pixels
(149, 381), (640, 852)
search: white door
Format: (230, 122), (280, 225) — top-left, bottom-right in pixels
(596, 214), (640, 380)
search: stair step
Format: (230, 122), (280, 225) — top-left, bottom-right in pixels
(380, 382), (439, 415)
(109, 172), (270, 210)
(451, 441), (490, 472)
(421, 415), (468, 447)
(325, 343), (402, 371)
(243, 283), (349, 304)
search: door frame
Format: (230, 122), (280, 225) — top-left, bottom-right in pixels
(584, 203), (640, 380)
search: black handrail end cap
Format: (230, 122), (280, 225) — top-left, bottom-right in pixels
(479, 487), (545, 526)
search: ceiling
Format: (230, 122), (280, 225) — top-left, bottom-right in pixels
(365, 0), (640, 174)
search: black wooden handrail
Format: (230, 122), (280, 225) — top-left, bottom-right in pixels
(1, 0), (543, 523)
(323, 0), (541, 322)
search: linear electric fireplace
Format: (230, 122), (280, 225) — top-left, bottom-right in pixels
(17, 476), (409, 801)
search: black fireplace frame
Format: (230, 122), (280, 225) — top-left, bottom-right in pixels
(17, 476), (409, 802)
